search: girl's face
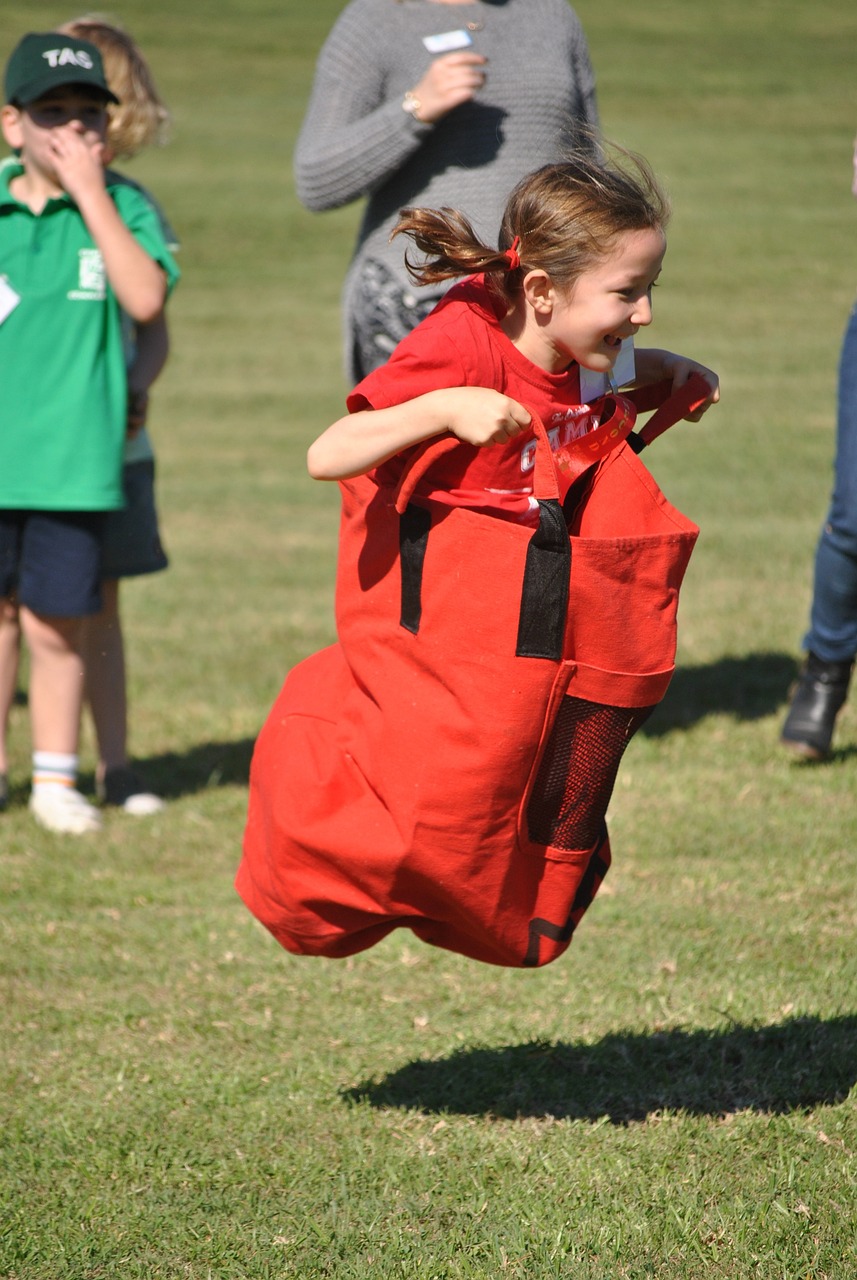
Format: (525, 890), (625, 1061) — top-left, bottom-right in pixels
(520, 227), (667, 375)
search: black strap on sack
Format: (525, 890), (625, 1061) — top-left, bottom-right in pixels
(394, 410), (575, 654)
(399, 503), (431, 633)
(515, 498), (570, 660)
(398, 491), (571, 659)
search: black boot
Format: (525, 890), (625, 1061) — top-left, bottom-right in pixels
(780, 652), (854, 759)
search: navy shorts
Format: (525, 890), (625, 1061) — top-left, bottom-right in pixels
(0, 510), (107, 617)
(100, 459), (169, 579)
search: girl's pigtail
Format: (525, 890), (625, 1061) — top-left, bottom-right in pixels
(393, 207), (522, 285)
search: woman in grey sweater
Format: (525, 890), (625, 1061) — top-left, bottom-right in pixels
(294, 0), (599, 381)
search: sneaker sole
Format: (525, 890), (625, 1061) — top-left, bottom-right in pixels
(780, 735), (828, 762)
(120, 794), (166, 817)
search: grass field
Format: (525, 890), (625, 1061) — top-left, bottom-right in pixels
(2, 1), (856, 1276)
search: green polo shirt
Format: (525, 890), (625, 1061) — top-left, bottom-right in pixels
(0, 160), (179, 510)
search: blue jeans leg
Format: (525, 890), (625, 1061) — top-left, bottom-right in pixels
(803, 302), (857, 661)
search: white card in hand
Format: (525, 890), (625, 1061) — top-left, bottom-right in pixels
(423, 29), (473, 54)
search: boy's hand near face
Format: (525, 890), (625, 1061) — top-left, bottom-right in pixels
(2, 88), (168, 324)
(45, 119), (107, 205)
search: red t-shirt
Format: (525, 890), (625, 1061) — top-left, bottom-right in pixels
(346, 276), (606, 523)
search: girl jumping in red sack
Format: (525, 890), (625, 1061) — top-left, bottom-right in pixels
(307, 151), (718, 513)
(237, 150), (719, 969)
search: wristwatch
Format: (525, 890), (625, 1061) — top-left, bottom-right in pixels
(402, 91), (424, 122)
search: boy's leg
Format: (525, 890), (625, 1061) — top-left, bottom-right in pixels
(0, 512), (24, 807)
(0, 598), (20, 807)
(0, 597), (21, 761)
(23, 607), (86, 754)
(17, 511), (105, 834)
(22, 606), (100, 833)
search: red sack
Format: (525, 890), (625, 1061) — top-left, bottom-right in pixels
(237, 376), (707, 968)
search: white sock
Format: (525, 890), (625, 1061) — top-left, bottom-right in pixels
(32, 751), (78, 793)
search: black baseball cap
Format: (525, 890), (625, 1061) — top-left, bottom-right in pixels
(4, 32), (120, 106)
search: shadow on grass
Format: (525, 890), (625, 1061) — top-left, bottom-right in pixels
(127, 738), (257, 799)
(10, 680), (256, 801)
(343, 1015), (857, 1123)
(642, 650), (798, 736)
(2, 738), (257, 810)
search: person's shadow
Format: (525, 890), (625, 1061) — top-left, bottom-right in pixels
(37, 738), (259, 808)
(643, 650), (857, 759)
(342, 1014), (857, 1123)
(642, 650), (796, 736)
(124, 738), (257, 799)
(1, 735), (257, 809)
(2, 652), (838, 809)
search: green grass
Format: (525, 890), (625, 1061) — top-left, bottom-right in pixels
(2, 1), (857, 1276)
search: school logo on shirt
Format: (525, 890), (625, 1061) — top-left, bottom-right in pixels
(67, 248), (105, 301)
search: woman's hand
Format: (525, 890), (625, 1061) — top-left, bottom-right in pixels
(409, 51), (487, 123)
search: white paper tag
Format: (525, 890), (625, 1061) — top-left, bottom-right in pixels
(579, 337), (636, 403)
(423, 29), (473, 54)
(0, 275), (21, 325)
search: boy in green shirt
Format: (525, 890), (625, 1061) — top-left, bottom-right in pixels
(0, 32), (179, 833)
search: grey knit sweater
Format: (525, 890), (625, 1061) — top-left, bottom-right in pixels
(294, 0), (598, 380)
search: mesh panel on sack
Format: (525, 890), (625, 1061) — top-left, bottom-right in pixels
(528, 696), (654, 850)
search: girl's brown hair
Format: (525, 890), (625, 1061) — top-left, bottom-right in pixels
(59, 14), (170, 158)
(393, 147), (670, 300)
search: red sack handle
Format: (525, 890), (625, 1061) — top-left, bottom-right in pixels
(393, 373), (711, 514)
(394, 399), (633, 514)
(627, 371), (711, 449)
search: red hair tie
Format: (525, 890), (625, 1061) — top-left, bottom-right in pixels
(504, 236), (521, 272)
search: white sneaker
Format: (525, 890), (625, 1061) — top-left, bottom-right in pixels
(30, 785), (103, 834)
(121, 790), (165, 817)
(98, 767), (165, 817)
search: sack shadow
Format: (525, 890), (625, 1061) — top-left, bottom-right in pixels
(642, 650), (798, 736)
(342, 1015), (857, 1123)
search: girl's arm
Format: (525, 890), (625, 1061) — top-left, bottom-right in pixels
(632, 348), (720, 422)
(126, 313), (170, 437)
(308, 387), (530, 481)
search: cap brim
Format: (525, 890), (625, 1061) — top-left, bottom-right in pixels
(15, 77), (119, 106)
